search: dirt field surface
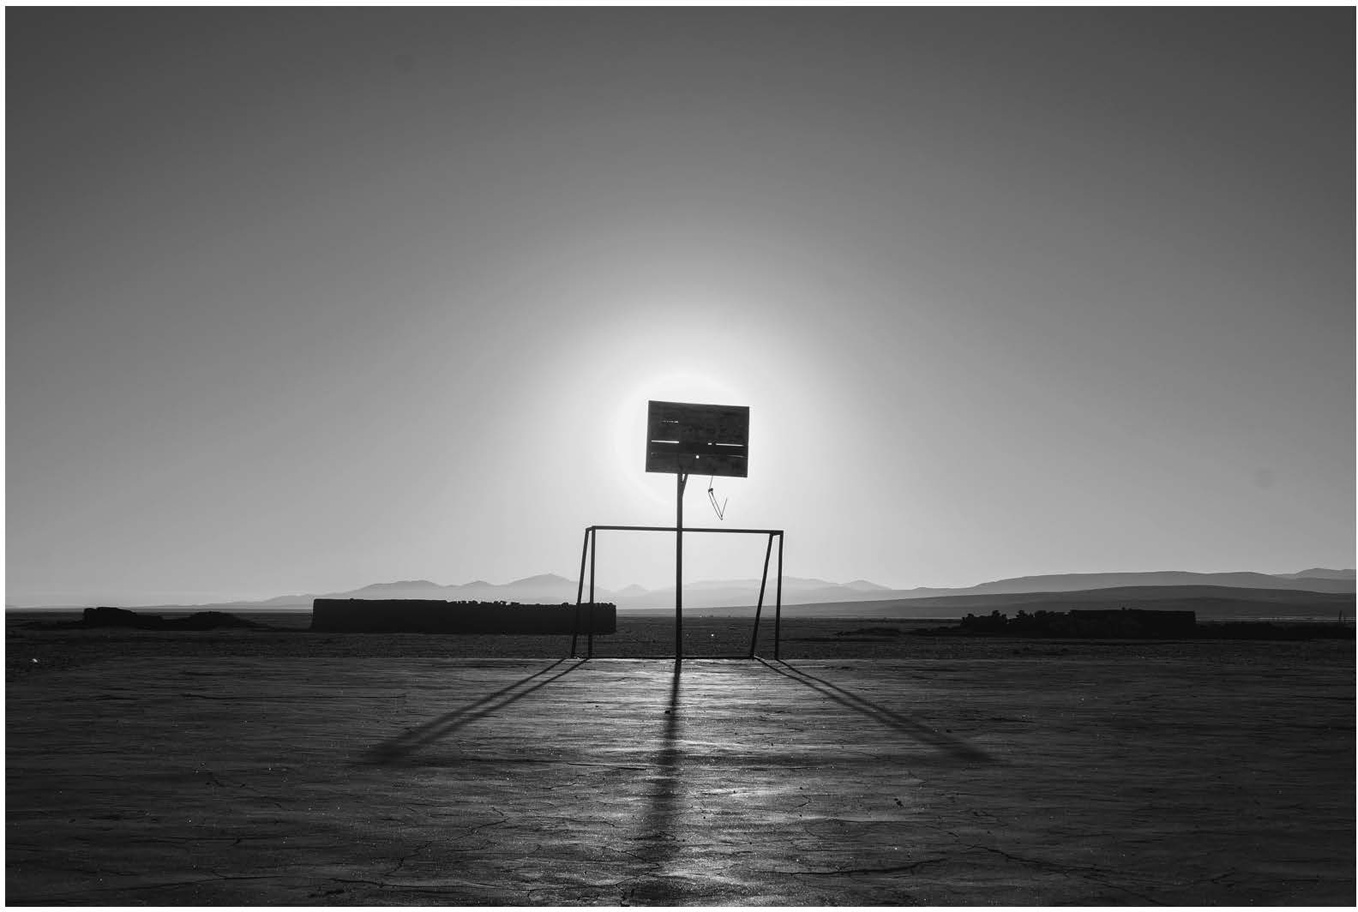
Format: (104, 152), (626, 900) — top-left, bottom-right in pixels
(6, 615), (1355, 905)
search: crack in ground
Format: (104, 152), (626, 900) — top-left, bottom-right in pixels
(334, 875), (511, 894)
(961, 843), (1166, 905)
(448, 808), (509, 842)
(333, 876), (391, 889)
(12, 871), (280, 902)
(384, 839), (436, 877)
(802, 857), (948, 876)
(194, 770), (287, 809)
(204, 870), (285, 882)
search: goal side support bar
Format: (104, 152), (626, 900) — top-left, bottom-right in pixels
(570, 525), (785, 660)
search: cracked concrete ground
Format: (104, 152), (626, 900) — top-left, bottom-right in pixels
(6, 634), (1354, 905)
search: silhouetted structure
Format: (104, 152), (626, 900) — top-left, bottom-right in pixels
(639, 400), (755, 661)
(310, 599), (616, 634)
(77, 606), (265, 630)
(645, 400), (749, 477)
(956, 607), (1196, 638)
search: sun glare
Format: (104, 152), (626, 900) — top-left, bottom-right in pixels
(574, 289), (833, 533)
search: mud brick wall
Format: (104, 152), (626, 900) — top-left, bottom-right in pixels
(310, 599), (616, 634)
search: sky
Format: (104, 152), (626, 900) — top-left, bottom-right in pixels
(6, 8), (1354, 606)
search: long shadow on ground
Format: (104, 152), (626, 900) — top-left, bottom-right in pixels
(365, 657), (588, 763)
(626, 661), (686, 903)
(756, 657), (990, 762)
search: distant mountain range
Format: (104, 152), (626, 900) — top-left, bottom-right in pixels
(171, 567), (1355, 612)
(651, 584), (1356, 623)
(1274, 568), (1356, 580)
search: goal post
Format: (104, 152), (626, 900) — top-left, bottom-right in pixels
(570, 524), (784, 660)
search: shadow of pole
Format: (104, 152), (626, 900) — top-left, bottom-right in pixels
(366, 658), (588, 764)
(756, 658), (991, 762)
(626, 661), (686, 903)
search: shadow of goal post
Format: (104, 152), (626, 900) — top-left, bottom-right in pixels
(570, 524), (785, 660)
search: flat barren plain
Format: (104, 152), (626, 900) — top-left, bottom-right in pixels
(7, 612), (1354, 905)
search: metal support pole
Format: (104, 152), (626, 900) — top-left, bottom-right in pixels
(749, 532), (774, 657)
(676, 472), (687, 661)
(588, 528), (596, 658)
(571, 527), (590, 657)
(774, 532), (784, 660)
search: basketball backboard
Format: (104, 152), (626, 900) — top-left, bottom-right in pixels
(645, 400), (749, 477)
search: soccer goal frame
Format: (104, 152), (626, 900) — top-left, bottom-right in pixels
(570, 524), (785, 661)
